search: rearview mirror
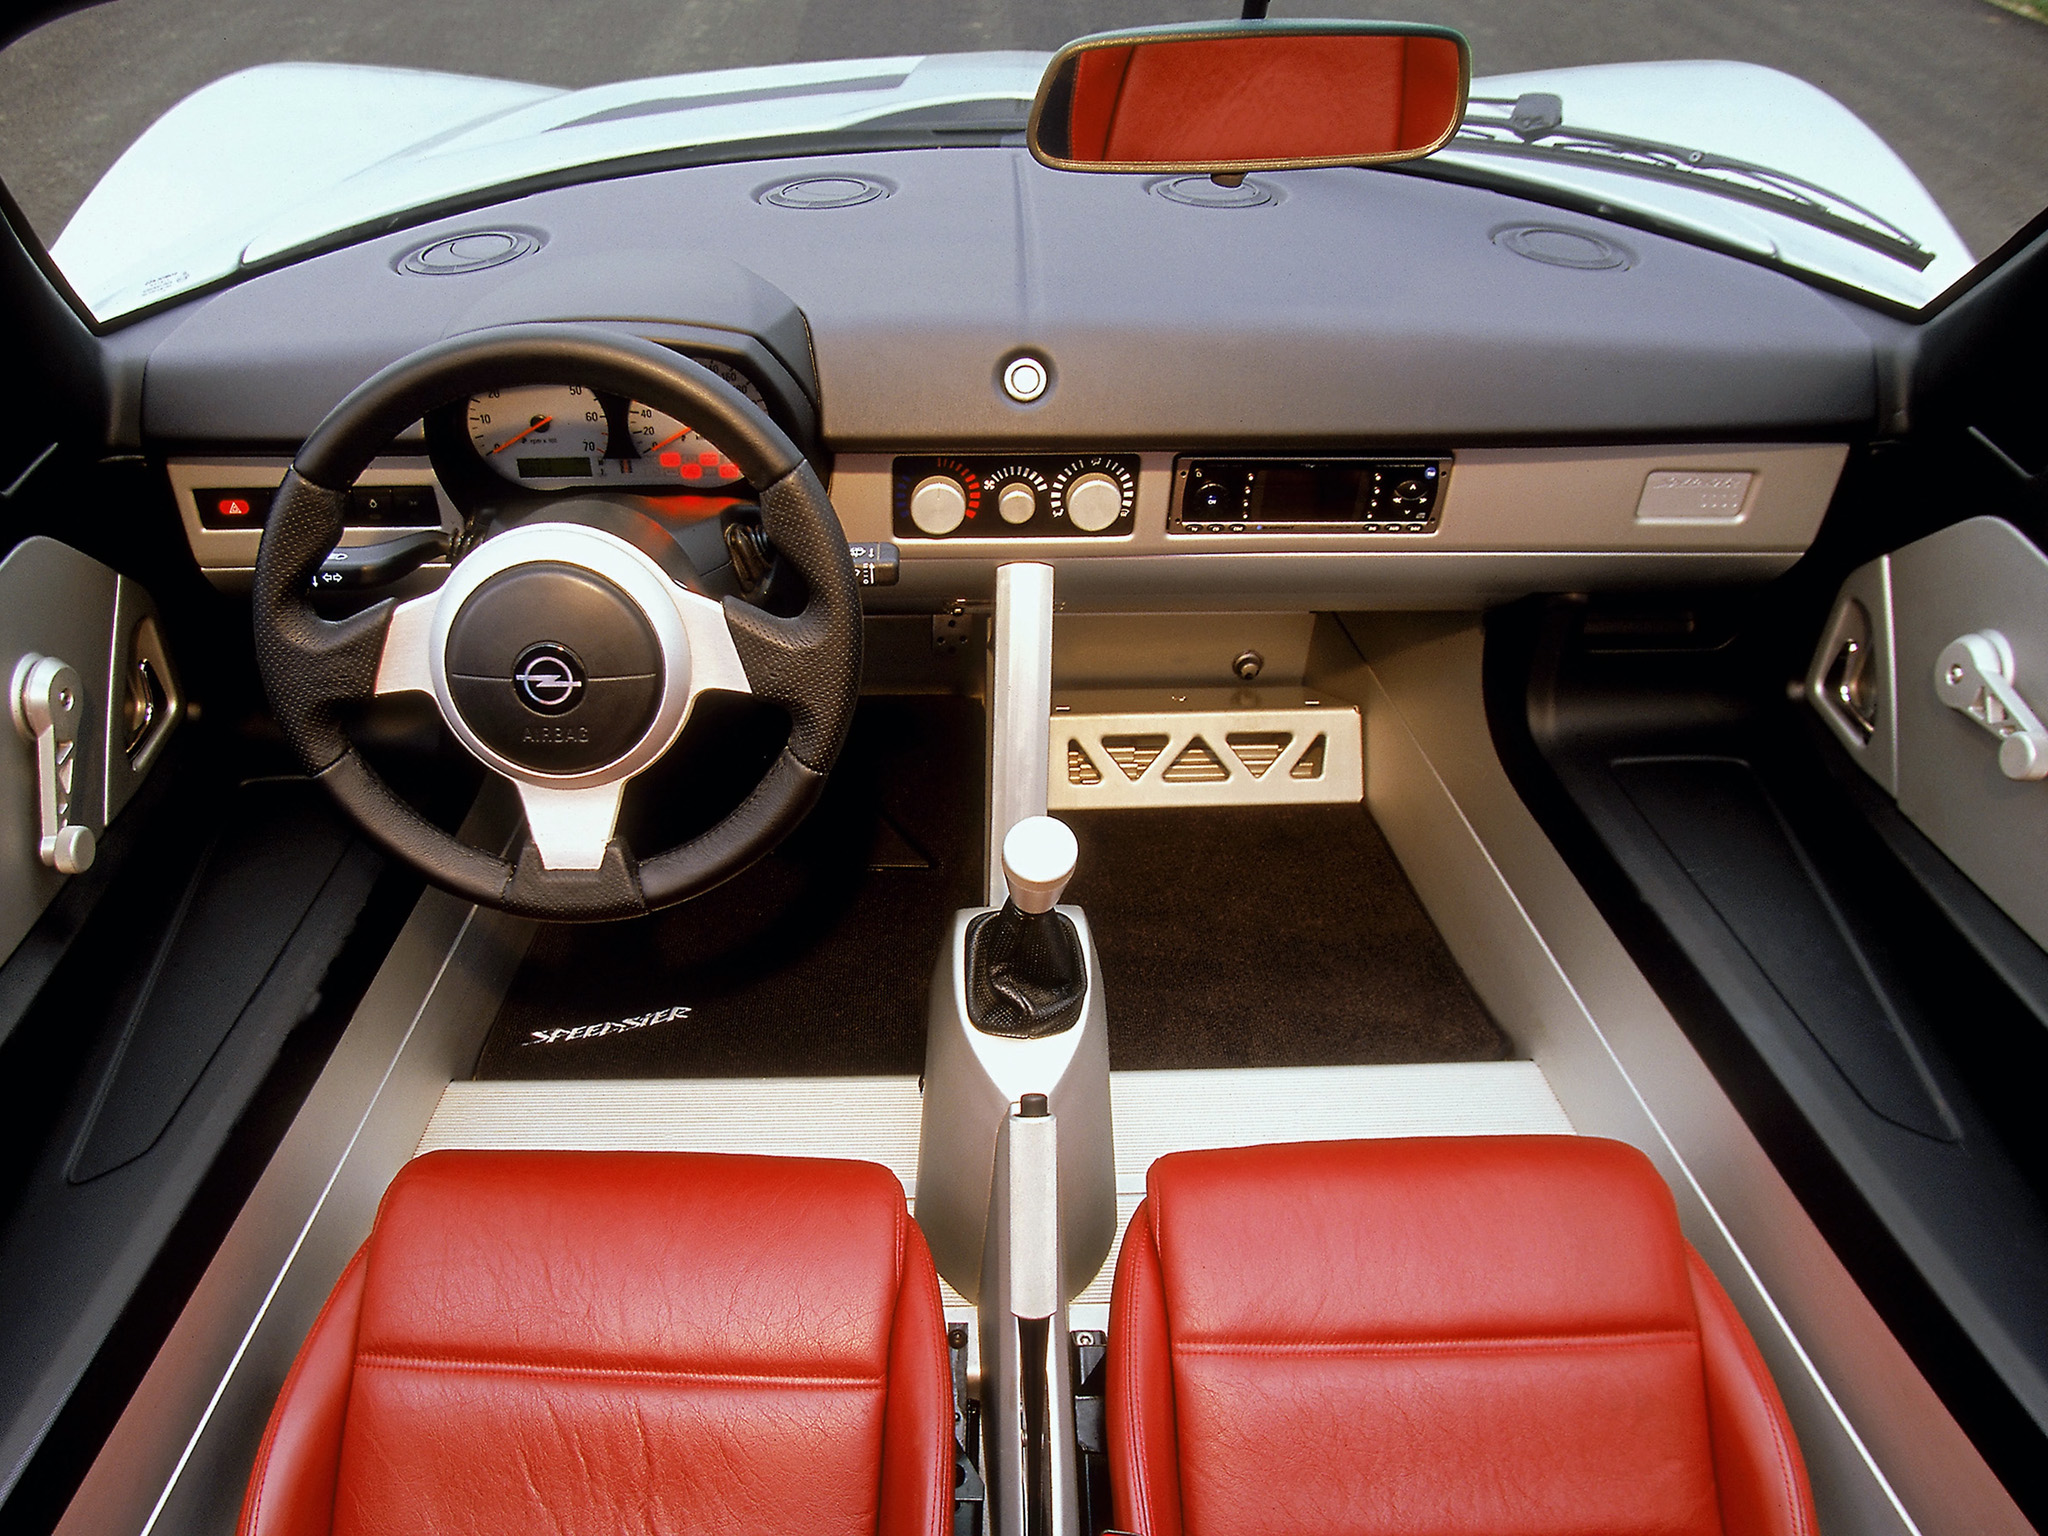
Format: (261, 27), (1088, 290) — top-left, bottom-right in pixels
(1029, 20), (1470, 175)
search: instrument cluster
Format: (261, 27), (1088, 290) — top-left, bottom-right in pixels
(465, 384), (746, 492)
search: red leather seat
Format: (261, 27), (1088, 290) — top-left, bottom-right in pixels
(1108, 1136), (1816, 1536)
(239, 1150), (954, 1536)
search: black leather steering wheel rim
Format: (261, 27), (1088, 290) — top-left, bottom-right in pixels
(250, 324), (862, 921)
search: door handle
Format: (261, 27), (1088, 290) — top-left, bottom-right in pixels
(10, 653), (97, 873)
(1935, 630), (2048, 782)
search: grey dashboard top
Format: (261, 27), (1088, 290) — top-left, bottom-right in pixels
(129, 146), (1890, 450)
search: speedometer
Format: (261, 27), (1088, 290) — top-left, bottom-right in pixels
(618, 403), (746, 488)
(466, 386), (609, 484)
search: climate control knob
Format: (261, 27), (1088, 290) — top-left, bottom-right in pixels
(998, 481), (1037, 525)
(909, 475), (968, 536)
(1065, 472), (1124, 533)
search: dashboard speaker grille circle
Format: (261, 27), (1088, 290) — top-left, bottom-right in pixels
(397, 230), (541, 276)
(758, 175), (892, 210)
(1492, 224), (1634, 271)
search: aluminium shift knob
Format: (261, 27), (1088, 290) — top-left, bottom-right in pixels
(1001, 816), (1077, 914)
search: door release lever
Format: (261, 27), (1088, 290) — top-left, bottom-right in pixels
(10, 653), (96, 874)
(1935, 630), (2048, 782)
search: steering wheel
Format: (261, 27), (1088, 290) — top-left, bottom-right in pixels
(250, 325), (862, 921)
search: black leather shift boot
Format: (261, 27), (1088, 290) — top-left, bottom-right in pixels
(965, 902), (1087, 1037)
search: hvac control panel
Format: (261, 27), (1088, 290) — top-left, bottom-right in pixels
(892, 455), (1138, 539)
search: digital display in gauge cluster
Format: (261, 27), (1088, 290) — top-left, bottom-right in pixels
(1170, 456), (1450, 534)
(891, 454), (1138, 539)
(465, 383), (752, 493)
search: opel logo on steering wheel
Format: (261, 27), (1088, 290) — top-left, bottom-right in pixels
(512, 642), (586, 715)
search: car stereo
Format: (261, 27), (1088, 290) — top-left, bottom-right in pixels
(1169, 455), (1449, 534)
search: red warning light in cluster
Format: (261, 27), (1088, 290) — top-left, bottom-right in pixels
(659, 449), (743, 482)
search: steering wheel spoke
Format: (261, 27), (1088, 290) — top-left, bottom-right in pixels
(375, 592), (439, 697)
(674, 586), (752, 701)
(515, 780), (628, 871)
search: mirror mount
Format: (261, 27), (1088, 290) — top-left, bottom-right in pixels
(1028, 19), (1471, 177)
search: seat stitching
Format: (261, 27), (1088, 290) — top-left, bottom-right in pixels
(1117, 1314), (1152, 1536)
(356, 1352), (884, 1387)
(1752, 1346), (1809, 1534)
(920, 1245), (952, 1536)
(1126, 1207), (1167, 1536)
(1112, 1218), (1147, 1536)
(1172, 1327), (1697, 1357)
(1711, 1262), (1811, 1536)
(245, 1245), (366, 1536)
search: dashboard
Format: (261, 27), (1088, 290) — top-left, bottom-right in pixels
(119, 143), (1900, 612)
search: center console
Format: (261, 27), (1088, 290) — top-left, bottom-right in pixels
(916, 562), (1117, 1536)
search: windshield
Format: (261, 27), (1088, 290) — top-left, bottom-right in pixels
(2, 0), (2043, 321)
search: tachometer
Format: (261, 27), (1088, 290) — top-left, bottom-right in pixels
(618, 402), (746, 488)
(466, 386), (609, 484)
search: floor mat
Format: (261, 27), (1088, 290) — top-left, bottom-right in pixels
(1065, 806), (1507, 1070)
(476, 695), (985, 1079)
(479, 719), (1504, 1077)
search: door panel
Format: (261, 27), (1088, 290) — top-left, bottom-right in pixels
(1, 538), (118, 976)
(0, 537), (181, 986)
(1811, 516), (2048, 951)
(1487, 221), (2048, 1528)
(1890, 518), (2048, 950)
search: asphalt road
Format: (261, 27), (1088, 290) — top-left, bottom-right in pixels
(0, 0), (2043, 264)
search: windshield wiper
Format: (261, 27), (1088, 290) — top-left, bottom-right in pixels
(1452, 93), (1936, 271)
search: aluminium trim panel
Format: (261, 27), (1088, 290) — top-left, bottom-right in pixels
(1331, 612), (2030, 1536)
(164, 458), (455, 586)
(832, 444), (1846, 557)
(52, 806), (532, 1536)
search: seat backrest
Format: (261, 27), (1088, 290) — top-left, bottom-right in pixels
(240, 1149), (953, 1536)
(1107, 1135), (1816, 1536)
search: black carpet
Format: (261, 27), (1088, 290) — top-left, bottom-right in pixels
(476, 695), (984, 1079)
(478, 709), (1504, 1077)
(1065, 807), (1507, 1070)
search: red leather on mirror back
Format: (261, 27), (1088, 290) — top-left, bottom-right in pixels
(1108, 1136), (1814, 1536)
(240, 1149), (952, 1536)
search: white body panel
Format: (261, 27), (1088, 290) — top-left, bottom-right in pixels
(56, 52), (1963, 319)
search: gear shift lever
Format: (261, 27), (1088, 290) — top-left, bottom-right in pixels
(1001, 816), (1077, 913)
(967, 817), (1087, 1037)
